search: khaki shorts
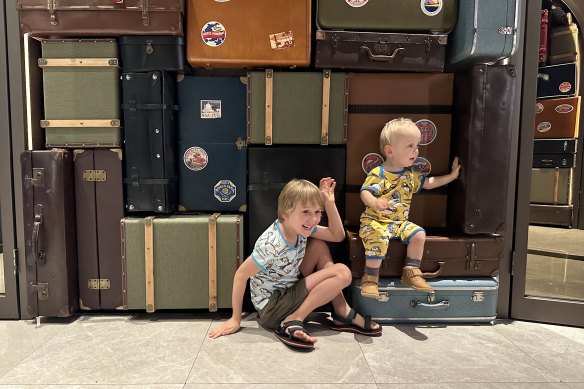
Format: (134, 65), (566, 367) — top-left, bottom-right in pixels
(257, 279), (309, 330)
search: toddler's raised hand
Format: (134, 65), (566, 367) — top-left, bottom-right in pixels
(451, 157), (461, 178)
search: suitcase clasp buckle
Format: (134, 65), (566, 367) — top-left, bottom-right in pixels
(471, 292), (484, 302)
(145, 41), (154, 55)
(30, 282), (50, 300)
(498, 27), (513, 35)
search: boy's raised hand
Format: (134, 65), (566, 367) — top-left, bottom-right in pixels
(208, 317), (241, 339)
(319, 177), (336, 203)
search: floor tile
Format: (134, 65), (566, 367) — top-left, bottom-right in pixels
(377, 384), (571, 389)
(185, 385), (376, 389)
(0, 313), (211, 385)
(0, 386), (183, 389)
(361, 324), (560, 384)
(493, 320), (584, 382)
(187, 314), (376, 384)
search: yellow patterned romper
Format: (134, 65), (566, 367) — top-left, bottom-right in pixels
(359, 165), (426, 260)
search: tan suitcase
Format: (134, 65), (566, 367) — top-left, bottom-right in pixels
(534, 96), (581, 139)
(530, 168), (574, 205)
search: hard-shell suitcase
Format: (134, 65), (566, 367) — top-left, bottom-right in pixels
(21, 149), (78, 317)
(73, 149), (124, 310)
(345, 72), (453, 228)
(315, 30), (447, 72)
(40, 39), (121, 148)
(347, 230), (502, 279)
(530, 204), (573, 227)
(549, 23), (579, 65)
(247, 147), (346, 252)
(537, 63), (578, 99)
(448, 0), (518, 68)
(247, 70), (347, 145)
(350, 277), (498, 323)
(448, 65), (516, 234)
(540, 9), (550, 64)
(122, 71), (178, 213)
(177, 76), (246, 212)
(186, 0), (311, 68)
(530, 168), (574, 205)
(533, 139), (577, 168)
(121, 214), (242, 312)
(316, 0), (458, 34)
(534, 96), (581, 139)
(119, 36), (186, 72)
(17, 0), (184, 36)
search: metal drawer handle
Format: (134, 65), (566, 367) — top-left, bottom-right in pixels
(360, 46), (405, 62)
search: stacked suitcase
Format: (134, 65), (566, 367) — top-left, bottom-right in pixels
(531, 3), (581, 227)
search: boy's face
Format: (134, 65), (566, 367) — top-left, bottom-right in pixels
(385, 126), (421, 168)
(283, 201), (322, 238)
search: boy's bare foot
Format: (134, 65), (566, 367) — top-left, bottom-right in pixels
(401, 266), (434, 292)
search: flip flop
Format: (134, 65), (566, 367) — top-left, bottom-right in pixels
(329, 308), (382, 337)
(274, 320), (315, 350)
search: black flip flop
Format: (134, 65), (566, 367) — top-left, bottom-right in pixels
(329, 308), (382, 337)
(274, 320), (315, 350)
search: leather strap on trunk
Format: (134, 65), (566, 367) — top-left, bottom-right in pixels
(144, 216), (155, 313)
(264, 69), (273, 145)
(321, 69), (331, 146)
(40, 119), (121, 128)
(38, 58), (118, 67)
(553, 168), (560, 204)
(208, 213), (221, 312)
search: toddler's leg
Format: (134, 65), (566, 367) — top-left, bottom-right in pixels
(400, 229), (433, 292)
(359, 227), (387, 299)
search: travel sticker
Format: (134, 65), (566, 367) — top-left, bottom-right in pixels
(184, 146), (208, 171)
(413, 157), (431, 176)
(362, 153), (383, 174)
(535, 103), (544, 114)
(555, 104), (574, 113)
(346, 0), (369, 7)
(201, 21), (226, 47)
(214, 180), (237, 203)
(415, 119), (437, 145)
(421, 0), (442, 16)
(559, 82), (572, 93)
(269, 31), (294, 50)
(201, 100), (221, 119)
(537, 122), (551, 133)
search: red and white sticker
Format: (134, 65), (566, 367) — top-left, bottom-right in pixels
(555, 104), (574, 113)
(184, 146), (208, 171)
(559, 82), (572, 93)
(421, 0), (442, 16)
(537, 122), (552, 133)
(415, 119), (437, 145)
(201, 21), (226, 47)
(346, 0), (368, 7)
(413, 157), (432, 176)
(535, 103), (544, 114)
(362, 153), (383, 174)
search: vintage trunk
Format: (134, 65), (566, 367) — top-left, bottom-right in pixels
(122, 71), (178, 213)
(530, 204), (573, 227)
(530, 168), (574, 205)
(247, 70), (347, 145)
(347, 230), (502, 279)
(186, 0), (311, 68)
(350, 277), (498, 323)
(448, 65), (516, 234)
(21, 149), (78, 317)
(533, 138), (577, 168)
(448, 0), (518, 68)
(537, 63), (579, 99)
(121, 214), (242, 311)
(534, 96), (581, 139)
(316, 0), (457, 34)
(119, 36), (185, 72)
(549, 23), (579, 65)
(177, 76), (247, 212)
(17, 0), (184, 36)
(314, 30), (447, 72)
(74, 149), (124, 310)
(40, 38), (121, 148)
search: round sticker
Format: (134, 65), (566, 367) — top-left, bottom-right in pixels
(421, 0), (442, 16)
(345, 0), (368, 7)
(201, 21), (226, 47)
(184, 146), (208, 171)
(559, 82), (572, 93)
(535, 103), (544, 114)
(412, 157), (431, 176)
(362, 153), (383, 174)
(555, 104), (574, 113)
(415, 119), (437, 145)
(537, 122), (551, 133)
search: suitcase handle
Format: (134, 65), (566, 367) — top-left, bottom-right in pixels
(410, 300), (449, 310)
(360, 46), (405, 62)
(421, 261), (445, 279)
(32, 210), (46, 265)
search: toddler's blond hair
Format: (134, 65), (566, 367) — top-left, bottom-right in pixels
(379, 117), (418, 154)
(278, 179), (323, 221)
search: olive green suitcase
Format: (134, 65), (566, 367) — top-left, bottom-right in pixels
(121, 214), (242, 312)
(530, 168), (574, 205)
(40, 39), (121, 148)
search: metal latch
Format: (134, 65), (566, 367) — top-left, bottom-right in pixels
(498, 27), (513, 35)
(145, 40), (154, 54)
(26, 168), (45, 187)
(30, 282), (50, 300)
(427, 291), (436, 304)
(466, 242), (482, 270)
(471, 291), (484, 302)
(235, 137), (247, 150)
(83, 170), (107, 182)
(88, 279), (111, 290)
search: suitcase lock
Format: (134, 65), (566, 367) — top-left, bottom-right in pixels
(88, 279), (111, 290)
(25, 168), (45, 187)
(30, 282), (50, 300)
(145, 41), (154, 55)
(471, 292), (484, 302)
(466, 243), (481, 271)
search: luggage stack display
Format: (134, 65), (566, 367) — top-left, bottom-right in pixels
(531, 4), (581, 227)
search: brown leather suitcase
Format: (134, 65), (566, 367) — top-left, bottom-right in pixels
(186, 0), (311, 68)
(74, 149), (124, 310)
(347, 230), (502, 279)
(530, 204), (573, 227)
(17, 0), (184, 36)
(534, 96), (581, 139)
(21, 149), (78, 318)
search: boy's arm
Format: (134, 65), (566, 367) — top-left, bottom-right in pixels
(208, 256), (259, 339)
(311, 177), (345, 242)
(422, 157), (461, 190)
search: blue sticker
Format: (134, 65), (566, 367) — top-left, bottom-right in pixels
(201, 21), (226, 47)
(201, 100), (222, 119)
(214, 180), (237, 202)
(421, 0), (442, 16)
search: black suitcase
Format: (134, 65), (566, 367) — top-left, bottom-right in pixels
(119, 36), (186, 72)
(122, 71), (178, 213)
(533, 138), (577, 168)
(21, 150), (78, 318)
(448, 64), (517, 234)
(537, 63), (578, 99)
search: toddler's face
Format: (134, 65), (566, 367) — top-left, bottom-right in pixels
(388, 126), (421, 168)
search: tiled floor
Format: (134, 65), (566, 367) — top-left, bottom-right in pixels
(0, 312), (583, 388)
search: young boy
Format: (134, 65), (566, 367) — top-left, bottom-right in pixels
(209, 178), (382, 350)
(359, 117), (460, 299)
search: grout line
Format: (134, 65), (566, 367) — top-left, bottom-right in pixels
(182, 318), (214, 386)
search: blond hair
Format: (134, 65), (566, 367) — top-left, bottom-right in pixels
(277, 179), (323, 221)
(379, 117), (418, 154)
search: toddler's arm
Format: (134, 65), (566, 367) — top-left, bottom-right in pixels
(423, 157), (461, 190)
(360, 189), (390, 212)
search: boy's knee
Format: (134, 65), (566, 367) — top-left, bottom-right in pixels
(334, 263), (352, 286)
